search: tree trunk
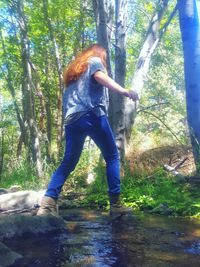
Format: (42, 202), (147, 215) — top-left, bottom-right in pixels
(92, 0), (113, 76)
(42, 0), (64, 158)
(93, 0), (128, 162)
(125, 0), (171, 141)
(0, 28), (28, 155)
(178, 0), (200, 174)
(44, 58), (52, 162)
(0, 94), (4, 178)
(109, 0), (127, 164)
(16, 0), (43, 177)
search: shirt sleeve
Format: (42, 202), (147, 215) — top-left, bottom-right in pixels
(89, 57), (106, 76)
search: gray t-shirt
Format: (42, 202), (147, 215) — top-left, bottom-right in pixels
(63, 57), (109, 125)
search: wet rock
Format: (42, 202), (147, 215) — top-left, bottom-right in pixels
(0, 214), (66, 242)
(0, 242), (22, 267)
(0, 190), (45, 210)
(0, 188), (8, 195)
(0, 185), (22, 195)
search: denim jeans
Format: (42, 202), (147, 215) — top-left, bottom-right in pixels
(45, 112), (120, 199)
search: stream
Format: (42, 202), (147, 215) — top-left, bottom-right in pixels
(4, 209), (200, 267)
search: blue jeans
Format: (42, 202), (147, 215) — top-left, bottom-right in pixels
(45, 112), (120, 199)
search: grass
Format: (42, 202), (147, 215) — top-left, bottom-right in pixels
(82, 165), (200, 218)
(0, 156), (199, 218)
(0, 160), (49, 190)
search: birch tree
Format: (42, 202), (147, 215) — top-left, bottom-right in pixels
(14, 0), (43, 177)
(178, 0), (200, 174)
(125, 0), (177, 141)
(0, 29), (27, 155)
(42, 0), (64, 156)
(93, 0), (128, 161)
(93, 0), (177, 159)
(109, 0), (128, 163)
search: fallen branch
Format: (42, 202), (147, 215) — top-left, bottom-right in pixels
(164, 157), (188, 176)
(173, 157), (189, 171)
(142, 110), (184, 145)
(0, 204), (39, 215)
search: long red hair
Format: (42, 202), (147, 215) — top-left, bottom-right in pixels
(64, 44), (107, 86)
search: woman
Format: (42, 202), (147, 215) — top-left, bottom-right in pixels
(37, 44), (138, 217)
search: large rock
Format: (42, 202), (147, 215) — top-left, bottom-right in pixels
(0, 242), (22, 267)
(0, 185), (22, 196)
(0, 214), (66, 242)
(0, 190), (45, 210)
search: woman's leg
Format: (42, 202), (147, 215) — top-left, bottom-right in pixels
(88, 114), (131, 216)
(45, 123), (86, 199)
(88, 114), (120, 195)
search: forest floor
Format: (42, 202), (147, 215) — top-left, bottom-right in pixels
(126, 144), (195, 176)
(0, 143), (200, 266)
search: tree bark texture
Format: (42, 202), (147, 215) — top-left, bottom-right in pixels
(16, 0), (43, 177)
(42, 0), (64, 158)
(0, 29), (28, 154)
(178, 0), (200, 174)
(0, 94), (4, 177)
(92, 0), (113, 76)
(109, 0), (127, 163)
(93, 0), (128, 162)
(125, 0), (170, 141)
(44, 59), (52, 161)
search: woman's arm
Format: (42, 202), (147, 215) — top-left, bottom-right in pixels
(93, 71), (139, 101)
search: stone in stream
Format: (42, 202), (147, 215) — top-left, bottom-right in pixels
(0, 242), (22, 267)
(0, 190), (45, 210)
(0, 185), (22, 195)
(0, 214), (67, 242)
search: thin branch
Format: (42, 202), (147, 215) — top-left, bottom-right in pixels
(142, 110), (184, 145)
(159, 3), (178, 39)
(173, 157), (189, 171)
(0, 205), (39, 214)
(137, 102), (170, 113)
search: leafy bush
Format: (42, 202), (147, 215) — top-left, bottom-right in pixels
(83, 165), (200, 218)
(0, 160), (40, 190)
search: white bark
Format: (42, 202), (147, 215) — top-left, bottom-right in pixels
(42, 0), (64, 156)
(178, 0), (200, 174)
(16, 0), (43, 177)
(125, 0), (171, 141)
(109, 0), (127, 162)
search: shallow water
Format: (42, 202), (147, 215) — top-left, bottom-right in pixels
(5, 209), (200, 267)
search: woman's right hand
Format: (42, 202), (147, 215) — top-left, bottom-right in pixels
(127, 90), (139, 102)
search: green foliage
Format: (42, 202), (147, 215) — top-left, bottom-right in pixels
(0, 0), (197, 219)
(62, 146), (100, 192)
(0, 159), (39, 190)
(121, 167), (196, 216)
(81, 163), (109, 210)
(82, 165), (200, 218)
(125, 2), (186, 148)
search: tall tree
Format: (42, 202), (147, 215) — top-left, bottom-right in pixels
(0, 28), (27, 157)
(92, 0), (113, 76)
(125, 0), (177, 141)
(109, 0), (128, 163)
(93, 0), (177, 158)
(0, 94), (4, 177)
(178, 0), (200, 174)
(42, 0), (64, 156)
(93, 0), (128, 162)
(14, 0), (43, 177)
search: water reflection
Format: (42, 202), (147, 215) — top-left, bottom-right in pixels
(4, 209), (200, 267)
(60, 209), (200, 267)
